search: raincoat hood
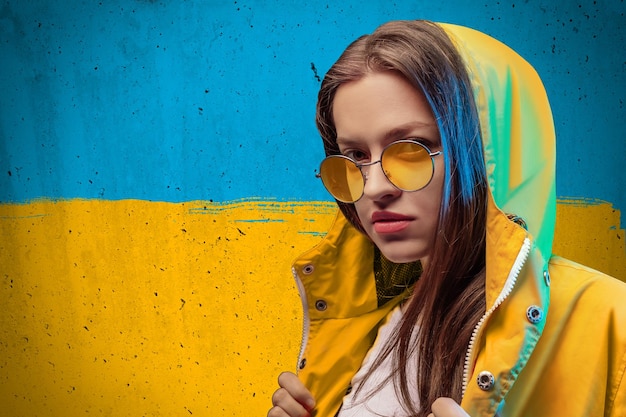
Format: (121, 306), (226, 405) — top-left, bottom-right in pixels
(442, 23), (557, 266)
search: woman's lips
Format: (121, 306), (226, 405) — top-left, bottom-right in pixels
(371, 211), (414, 234)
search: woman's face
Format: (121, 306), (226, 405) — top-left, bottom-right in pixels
(332, 71), (444, 265)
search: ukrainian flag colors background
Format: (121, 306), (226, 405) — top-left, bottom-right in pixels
(1, 1), (625, 416)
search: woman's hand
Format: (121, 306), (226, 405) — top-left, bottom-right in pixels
(267, 372), (316, 417)
(428, 397), (470, 417)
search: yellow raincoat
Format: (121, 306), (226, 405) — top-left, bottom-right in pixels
(291, 23), (626, 416)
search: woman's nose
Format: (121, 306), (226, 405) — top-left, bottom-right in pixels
(361, 161), (402, 201)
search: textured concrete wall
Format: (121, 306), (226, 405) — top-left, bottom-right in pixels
(1, 1), (625, 415)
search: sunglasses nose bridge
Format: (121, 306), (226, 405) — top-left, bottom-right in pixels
(359, 158), (400, 200)
(357, 158), (382, 182)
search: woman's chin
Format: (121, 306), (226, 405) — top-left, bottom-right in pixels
(377, 245), (426, 265)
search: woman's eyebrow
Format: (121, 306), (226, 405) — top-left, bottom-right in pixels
(382, 121), (437, 141)
(335, 137), (361, 148)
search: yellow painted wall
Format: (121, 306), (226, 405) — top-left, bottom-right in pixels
(0, 200), (333, 415)
(554, 198), (625, 279)
(0, 198), (624, 416)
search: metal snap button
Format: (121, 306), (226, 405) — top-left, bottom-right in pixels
(543, 269), (551, 287)
(299, 358), (307, 369)
(526, 305), (543, 324)
(477, 371), (495, 391)
(315, 299), (327, 311)
(302, 264), (315, 275)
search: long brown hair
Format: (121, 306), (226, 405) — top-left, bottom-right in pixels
(316, 20), (488, 416)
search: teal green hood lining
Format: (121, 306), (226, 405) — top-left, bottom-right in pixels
(442, 23), (557, 266)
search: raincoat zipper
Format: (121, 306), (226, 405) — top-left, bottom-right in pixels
(293, 267), (310, 373)
(462, 237), (531, 396)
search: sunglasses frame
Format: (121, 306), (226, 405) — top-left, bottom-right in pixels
(316, 139), (442, 203)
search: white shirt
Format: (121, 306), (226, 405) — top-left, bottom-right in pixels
(338, 306), (419, 417)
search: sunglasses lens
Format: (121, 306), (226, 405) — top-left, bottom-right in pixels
(382, 142), (433, 190)
(319, 156), (364, 203)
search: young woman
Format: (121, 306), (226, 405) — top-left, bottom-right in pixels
(268, 20), (626, 417)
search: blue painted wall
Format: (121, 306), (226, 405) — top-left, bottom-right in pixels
(1, 0), (625, 215)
